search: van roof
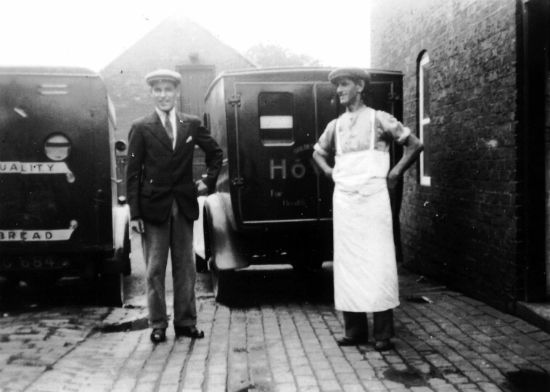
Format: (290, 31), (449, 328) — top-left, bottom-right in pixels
(205, 66), (402, 101)
(0, 65), (98, 78)
(214, 66), (402, 78)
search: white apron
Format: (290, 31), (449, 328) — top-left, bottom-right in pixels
(332, 108), (399, 312)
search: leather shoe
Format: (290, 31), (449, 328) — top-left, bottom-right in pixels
(374, 339), (394, 351)
(336, 336), (368, 346)
(174, 326), (205, 339)
(150, 328), (166, 344)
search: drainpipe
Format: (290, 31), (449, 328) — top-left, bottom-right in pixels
(517, 0), (549, 301)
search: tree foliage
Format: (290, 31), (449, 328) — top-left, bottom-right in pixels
(245, 43), (320, 67)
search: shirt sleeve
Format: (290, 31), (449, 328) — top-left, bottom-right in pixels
(376, 110), (411, 144)
(314, 119), (337, 157)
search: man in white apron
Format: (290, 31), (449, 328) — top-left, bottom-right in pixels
(312, 68), (423, 351)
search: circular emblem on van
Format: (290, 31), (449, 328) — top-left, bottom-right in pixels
(44, 134), (71, 161)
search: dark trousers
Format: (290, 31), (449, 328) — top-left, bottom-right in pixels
(343, 309), (394, 341)
(142, 201), (197, 329)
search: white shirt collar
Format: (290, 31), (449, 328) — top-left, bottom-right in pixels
(155, 107), (175, 125)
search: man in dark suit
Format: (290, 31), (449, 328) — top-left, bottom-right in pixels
(126, 69), (223, 344)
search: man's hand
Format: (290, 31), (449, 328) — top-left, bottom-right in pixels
(312, 150), (334, 182)
(130, 218), (145, 234)
(196, 180), (208, 196)
(387, 169), (401, 190)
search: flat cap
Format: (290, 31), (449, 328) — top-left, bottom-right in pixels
(145, 69), (182, 86)
(328, 67), (370, 84)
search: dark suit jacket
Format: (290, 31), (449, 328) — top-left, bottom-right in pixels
(126, 111), (223, 224)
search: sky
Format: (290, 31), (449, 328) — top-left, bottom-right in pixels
(0, 0), (371, 71)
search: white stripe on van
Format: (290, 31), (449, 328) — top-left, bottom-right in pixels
(259, 115), (293, 129)
(39, 84), (68, 95)
(0, 161), (70, 174)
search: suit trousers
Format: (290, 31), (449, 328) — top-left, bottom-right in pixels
(141, 201), (197, 329)
(343, 309), (394, 341)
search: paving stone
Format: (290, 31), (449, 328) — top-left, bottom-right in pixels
(275, 383), (298, 392)
(317, 378), (341, 391)
(2, 270), (550, 391)
(343, 384), (370, 392)
(455, 384), (481, 392)
(362, 379), (390, 391)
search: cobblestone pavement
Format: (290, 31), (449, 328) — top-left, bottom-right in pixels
(1, 265), (550, 392)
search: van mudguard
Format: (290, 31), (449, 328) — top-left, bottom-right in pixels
(203, 193), (249, 271)
(102, 202), (131, 275)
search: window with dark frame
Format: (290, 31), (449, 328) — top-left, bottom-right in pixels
(258, 92), (295, 146)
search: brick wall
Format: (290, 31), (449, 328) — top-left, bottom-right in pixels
(371, 0), (520, 310)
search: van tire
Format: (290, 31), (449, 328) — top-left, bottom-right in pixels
(122, 225), (132, 276)
(209, 260), (234, 304)
(204, 208), (234, 304)
(98, 273), (125, 307)
(195, 254), (207, 273)
(291, 247), (324, 272)
(0, 278), (19, 304)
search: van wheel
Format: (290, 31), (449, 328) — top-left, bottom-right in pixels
(122, 225), (132, 276)
(205, 237), (233, 304)
(195, 254), (207, 273)
(98, 273), (125, 307)
(0, 278), (19, 304)
(204, 211), (233, 304)
(291, 248), (324, 272)
(209, 260), (234, 304)
(292, 261), (323, 273)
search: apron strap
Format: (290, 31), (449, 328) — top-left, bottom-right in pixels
(370, 108), (376, 151)
(335, 118), (341, 155)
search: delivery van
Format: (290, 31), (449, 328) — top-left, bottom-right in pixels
(201, 67), (404, 301)
(0, 66), (130, 305)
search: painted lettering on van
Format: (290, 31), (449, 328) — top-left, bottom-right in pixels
(0, 230), (53, 241)
(0, 162), (74, 182)
(270, 189), (283, 198)
(0, 226), (75, 241)
(282, 199), (306, 207)
(269, 159), (306, 180)
(0, 162), (69, 174)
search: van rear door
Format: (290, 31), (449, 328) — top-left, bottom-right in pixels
(0, 71), (111, 249)
(233, 82), (335, 224)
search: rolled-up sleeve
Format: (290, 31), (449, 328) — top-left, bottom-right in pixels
(376, 110), (411, 144)
(314, 119), (337, 157)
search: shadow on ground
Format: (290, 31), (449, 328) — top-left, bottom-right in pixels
(0, 275), (134, 313)
(208, 262), (335, 309)
(505, 369), (550, 392)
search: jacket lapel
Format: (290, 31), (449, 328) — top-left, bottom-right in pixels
(147, 112), (173, 151)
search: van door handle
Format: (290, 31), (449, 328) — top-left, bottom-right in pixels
(231, 177), (245, 187)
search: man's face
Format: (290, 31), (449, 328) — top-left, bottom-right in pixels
(335, 77), (364, 107)
(150, 80), (179, 112)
